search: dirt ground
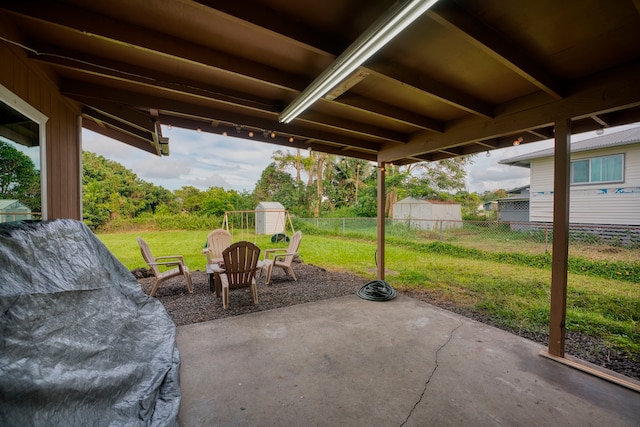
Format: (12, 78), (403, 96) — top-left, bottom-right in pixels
(136, 260), (639, 381)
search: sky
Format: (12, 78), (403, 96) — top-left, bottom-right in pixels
(82, 123), (640, 194)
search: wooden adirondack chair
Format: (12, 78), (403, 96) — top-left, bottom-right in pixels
(202, 228), (232, 265)
(218, 241), (261, 309)
(137, 237), (193, 297)
(262, 231), (302, 285)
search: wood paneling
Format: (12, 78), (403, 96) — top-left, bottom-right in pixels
(0, 40), (81, 220)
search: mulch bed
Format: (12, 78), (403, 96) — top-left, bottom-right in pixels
(136, 260), (639, 381)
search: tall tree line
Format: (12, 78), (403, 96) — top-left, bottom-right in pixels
(80, 150), (491, 230)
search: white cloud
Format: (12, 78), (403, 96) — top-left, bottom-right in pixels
(83, 123), (640, 195)
(82, 127), (275, 191)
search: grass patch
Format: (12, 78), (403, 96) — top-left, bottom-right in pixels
(97, 230), (640, 357)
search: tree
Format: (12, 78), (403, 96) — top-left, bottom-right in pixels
(0, 140), (41, 212)
(253, 163), (307, 215)
(174, 186), (204, 213)
(82, 151), (176, 228)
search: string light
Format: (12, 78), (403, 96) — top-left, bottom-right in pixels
(289, 136), (294, 143)
(270, 131), (276, 138)
(248, 131), (254, 137)
(196, 127), (202, 133)
(222, 131), (227, 136)
(486, 151), (491, 157)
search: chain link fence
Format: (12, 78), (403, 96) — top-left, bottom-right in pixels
(296, 218), (640, 263)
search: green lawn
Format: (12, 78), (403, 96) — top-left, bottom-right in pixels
(98, 230), (640, 356)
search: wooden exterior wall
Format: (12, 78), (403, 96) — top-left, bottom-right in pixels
(0, 35), (82, 220)
(530, 143), (640, 225)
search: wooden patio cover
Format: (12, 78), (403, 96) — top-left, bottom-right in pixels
(2, 0), (639, 387)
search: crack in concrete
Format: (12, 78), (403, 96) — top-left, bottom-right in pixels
(400, 320), (464, 427)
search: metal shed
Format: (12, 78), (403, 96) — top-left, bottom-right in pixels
(255, 202), (286, 235)
(392, 198), (462, 230)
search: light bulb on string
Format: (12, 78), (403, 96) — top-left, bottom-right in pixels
(486, 151), (491, 157)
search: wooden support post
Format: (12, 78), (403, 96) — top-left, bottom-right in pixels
(548, 118), (571, 357)
(377, 162), (386, 281)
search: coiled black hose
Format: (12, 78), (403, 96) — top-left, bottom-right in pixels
(357, 279), (397, 301)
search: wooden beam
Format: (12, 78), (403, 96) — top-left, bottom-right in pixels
(61, 80), (384, 154)
(82, 120), (159, 156)
(377, 162), (386, 281)
(156, 114), (378, 161)
(549, 118), (571, 357)
(82, 101), (155, 133)
(28, 47), (285, 113)
(3, 0), (309, 91)
(81, 107), (152, 141)
(378, 60), (640, 162)
(540, 351), (640, 393)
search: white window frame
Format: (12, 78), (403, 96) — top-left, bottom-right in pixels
(570, 153), (624, 185)
(0, 83), (49, 220)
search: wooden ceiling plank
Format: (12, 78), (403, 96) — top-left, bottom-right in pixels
(296, 111), (406, 143)
(336, 94), (444, 132)
(28, 46), (284, 113)
(366, 61), (494, 118)
(3, 0), (309, 91)
(378, 61), (640, 162)
(190, 0), (349, 55)
(428, 2), (564, 99)
(41, 45), (403, 142)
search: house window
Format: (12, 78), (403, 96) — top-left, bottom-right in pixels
(0, 84), (48, 220)
(570, 154), (624, 184)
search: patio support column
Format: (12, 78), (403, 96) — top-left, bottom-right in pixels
(548, 118), (571, 357)
(376, 162), (386, 280)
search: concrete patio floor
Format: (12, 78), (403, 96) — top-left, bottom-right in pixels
(176, 295), (639, 426)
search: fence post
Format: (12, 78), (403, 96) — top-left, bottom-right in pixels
(342, 218), (345, 235)
(439, 221), (443, 241)
(544, 226), (549, 253)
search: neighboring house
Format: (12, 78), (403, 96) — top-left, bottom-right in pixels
(392, 197), (462, 230)
(498, 186), (530, 229)
(0, 199), (32, 223)
(499, 127), (640, 226)
(483, 200), (498, 211)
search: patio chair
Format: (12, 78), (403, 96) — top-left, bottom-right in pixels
(262, 230), (302, 285)
(202, 228), (232, 265)
(137, 237), (193, 297)
(219, 241), (261, 309)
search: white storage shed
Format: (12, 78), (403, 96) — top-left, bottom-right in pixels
(255, 202), (286, 235)
(392, 198), (462, 230)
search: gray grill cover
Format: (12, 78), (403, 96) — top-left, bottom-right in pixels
(0, 219), (180, 426)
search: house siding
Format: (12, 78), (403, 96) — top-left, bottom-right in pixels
(1, 31), (82, 220)
(529, 144), (640, 225)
